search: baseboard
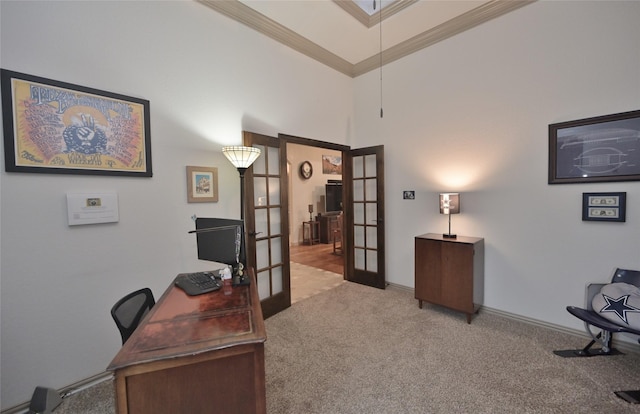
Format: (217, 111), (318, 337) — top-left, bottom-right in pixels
(386, 282), (640, 355)
(1, 372), (113, 414)
(386, 281), (413, 294)
(480, 305), (640, 355)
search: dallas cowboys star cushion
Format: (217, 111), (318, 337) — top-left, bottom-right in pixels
(592, 282), (640, 331)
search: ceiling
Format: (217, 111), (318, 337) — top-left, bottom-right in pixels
(197, 0), (535, 77)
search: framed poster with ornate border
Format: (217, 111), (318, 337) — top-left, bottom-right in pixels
(548, 109), (640, 184)
(1, 69), (152, 177)
(186, 166), (218, 203)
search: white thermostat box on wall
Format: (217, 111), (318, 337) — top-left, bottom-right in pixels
(67, 192), (119, 226)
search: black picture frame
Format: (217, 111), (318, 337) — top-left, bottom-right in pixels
(582, 192), (626, 222)
(1, 69), (152, 177)
(548, 109), (640, 184)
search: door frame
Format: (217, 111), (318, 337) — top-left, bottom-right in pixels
(244, 132), (386, 318)
(279, 134), (350, 279)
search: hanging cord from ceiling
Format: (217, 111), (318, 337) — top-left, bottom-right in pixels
(374, 0), (383, 118)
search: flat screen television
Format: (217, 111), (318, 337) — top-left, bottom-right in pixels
(325, 181), (343, 212)
(193, 217), (246, 270)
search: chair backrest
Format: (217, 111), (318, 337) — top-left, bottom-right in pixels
(611, 268), (640, 288)
(111, 288), (155, 345)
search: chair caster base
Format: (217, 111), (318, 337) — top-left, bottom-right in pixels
(615, 390), (640, 404)
(552, 348), (622, 358)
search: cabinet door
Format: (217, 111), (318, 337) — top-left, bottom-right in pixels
(415, 238), (442, 303)
(441, 242), (474, 313)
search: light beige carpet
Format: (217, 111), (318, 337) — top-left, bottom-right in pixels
(265, 282), (640, 413)
(53, 281), (640, 413)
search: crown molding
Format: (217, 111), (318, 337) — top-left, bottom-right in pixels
(199, 0), (355, 76)
(352, 0), (536, 77)
(197, 0), (536, 78)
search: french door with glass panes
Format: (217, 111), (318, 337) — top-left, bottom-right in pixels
(345, 146), (386, 289)
(243, 131), (291, 318)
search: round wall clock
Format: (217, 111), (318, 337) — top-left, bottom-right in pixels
(299, 161), (313, 179)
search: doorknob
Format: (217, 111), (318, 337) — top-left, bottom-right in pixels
(248, 231), (262, 237)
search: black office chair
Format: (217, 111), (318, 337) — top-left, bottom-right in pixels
(111, 288), (155, 345)
(554, 268), (640, 403)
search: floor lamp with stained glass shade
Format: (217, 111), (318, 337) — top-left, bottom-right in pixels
(439, 193), (460, 239)
(222, 146), (261, 220)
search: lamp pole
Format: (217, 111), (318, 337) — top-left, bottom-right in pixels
(238, 167), (247, 220)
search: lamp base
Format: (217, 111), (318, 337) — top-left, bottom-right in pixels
(443, 233), (457, 239)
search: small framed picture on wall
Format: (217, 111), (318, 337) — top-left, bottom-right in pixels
(582, 192), (626, 222)
(186, 166), (218, 203)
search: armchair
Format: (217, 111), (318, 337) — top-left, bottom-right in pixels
(554, 268), (640, 403)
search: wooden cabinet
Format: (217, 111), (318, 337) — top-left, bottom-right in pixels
(318, 213), (341, 243)
(414, 233), (484, 323)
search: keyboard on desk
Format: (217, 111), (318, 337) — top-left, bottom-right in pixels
(174, 271), (222, 296)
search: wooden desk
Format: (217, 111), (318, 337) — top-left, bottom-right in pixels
(107, 270), (266, 414)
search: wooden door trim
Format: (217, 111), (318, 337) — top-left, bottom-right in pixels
(279, 134), (350, 152)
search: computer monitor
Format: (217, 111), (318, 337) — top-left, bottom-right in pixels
(194, 218), (246, 271)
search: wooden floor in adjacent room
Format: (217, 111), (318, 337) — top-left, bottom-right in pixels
(290, 242), (344, 303)
(290, 242), (343, 274)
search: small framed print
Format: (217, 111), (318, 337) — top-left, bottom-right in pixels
(403, 190), (415, 200)
(186, 166), (218, 203)
(582, 192), (626, 222)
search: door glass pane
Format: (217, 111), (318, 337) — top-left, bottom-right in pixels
(365, 154), (376, 176)
(354, 203), (364, 225)
(355, 248), (365, 270)
(256, 239), (269, 269)
(354, 225), (365, 247)
(271, 237), (282, 266)
(255, 209), (268, 237)
(269, 177), (280, 205)
(366, 250), (378, 272)
(366, 226), (377, 247)
(354, 179), (364, 202)
(253, 145), (266, 174)
(366, 202), (377, 225)
(270, 207), (282, 236)
(254, 177), (267, 205)
(353, 156), (364, 179)
(257, 269), (270, 299)
(271, 266), (283, 294)
(267, 146), (279, 174)
(365, 178), (377, 201)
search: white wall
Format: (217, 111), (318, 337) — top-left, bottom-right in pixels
(2, 0), (640, 409)
(0, 1), (353, 409)
(354, 1), (640, 327)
